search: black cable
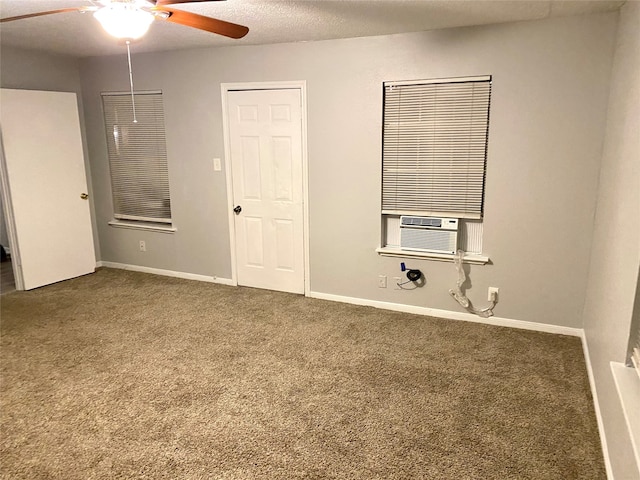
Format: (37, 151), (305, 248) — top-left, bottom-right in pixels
(395, 269), (424, 290)
(406, 269), (422, 282)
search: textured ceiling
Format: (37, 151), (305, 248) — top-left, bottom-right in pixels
(0, 0), (625, 58)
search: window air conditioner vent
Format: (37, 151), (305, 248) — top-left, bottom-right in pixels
(401, 216), (442, 228)
(399, 216), (459, 254)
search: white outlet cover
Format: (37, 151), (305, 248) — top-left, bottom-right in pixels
(213, 158), (222, 171)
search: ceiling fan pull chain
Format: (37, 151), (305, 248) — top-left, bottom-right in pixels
(126, 40), (138, 124)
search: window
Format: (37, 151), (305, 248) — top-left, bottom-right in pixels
(611, 268), (640, 475)
(379, 75), (492, 260)
(628, 268), (640, 377)
(101, 91), (172, 226)
(630, 319), (640, 376)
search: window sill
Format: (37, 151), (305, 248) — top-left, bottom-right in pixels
(376, 246), (489, 264)
(108, 220), (176, 234)
(611, 362), (640, 470)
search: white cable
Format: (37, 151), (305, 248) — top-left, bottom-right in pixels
(126, 41), (138, 124)
(448, 250), (496, 318)
(396, 279), (417, 290)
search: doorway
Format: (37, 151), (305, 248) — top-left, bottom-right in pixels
(0, 245), (15, 294)
(222, 83), (308, 294)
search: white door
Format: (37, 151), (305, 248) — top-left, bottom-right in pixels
(0, 89), (96, 290)
(227, 88), (304, 294)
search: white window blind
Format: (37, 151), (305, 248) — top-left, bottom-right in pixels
(102, 92), (172, 224)
(382, 76), (492, 219)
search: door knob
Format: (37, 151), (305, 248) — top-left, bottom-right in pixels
(80, 193), (89, 200)
(233, 205), (242, 215)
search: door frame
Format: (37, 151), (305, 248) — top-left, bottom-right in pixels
(221, 81), (310, 294)
(0, 130), (24, 291)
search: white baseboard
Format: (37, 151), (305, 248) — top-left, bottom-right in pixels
(91, 263), (580, 336)
(96, 261), (235, 286)
(306, 290), (583, 337)
(582, 333), (614, 479)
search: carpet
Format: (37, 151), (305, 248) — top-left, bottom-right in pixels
(0, 268), (605, 479)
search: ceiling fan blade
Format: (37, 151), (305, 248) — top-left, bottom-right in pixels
(0, 7), (97, 23)
(153, 0), (225, 5)
(153, 7), (248, 39)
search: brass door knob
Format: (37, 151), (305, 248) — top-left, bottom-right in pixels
(80, 193), (89, 200)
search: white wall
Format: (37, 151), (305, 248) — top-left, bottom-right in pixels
(583, 2), (640, 478)
(0, 46), (101, 260)
(80, 12), (617, 329)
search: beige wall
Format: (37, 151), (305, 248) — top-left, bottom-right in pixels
(583, 2), (640, 478)
(80, 12), (616, 328)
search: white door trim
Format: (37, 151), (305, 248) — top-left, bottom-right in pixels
(0, 129), (24, 291)
(221, 81), (310, 293)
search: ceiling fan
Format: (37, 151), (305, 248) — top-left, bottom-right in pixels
(2, 0), (249, 124)
(0, 0), (249, 41)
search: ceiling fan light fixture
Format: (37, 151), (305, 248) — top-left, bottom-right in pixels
(94, 4), (154, 40)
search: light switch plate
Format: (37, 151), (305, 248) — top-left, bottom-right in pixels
(213, 158), (222, 171)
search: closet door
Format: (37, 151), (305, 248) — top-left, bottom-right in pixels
(227, 88), (305, 294)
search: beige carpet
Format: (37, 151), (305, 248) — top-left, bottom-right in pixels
(0, 268), (605, 479)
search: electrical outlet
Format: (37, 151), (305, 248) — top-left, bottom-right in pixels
(213, 158), (222, 171)
(139, 240), (146, 252)
(488, 287), (499, 302)
(393, 277), (402, 290)
(378, 275), (387, 288)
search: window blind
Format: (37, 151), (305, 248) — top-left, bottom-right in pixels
(102, 92), (172, 224)
(382, 76), (491, 219)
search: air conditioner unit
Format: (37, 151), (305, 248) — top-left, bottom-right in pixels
(399, 216), (459, 254)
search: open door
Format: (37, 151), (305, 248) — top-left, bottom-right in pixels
(0, 89), (96, 290)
